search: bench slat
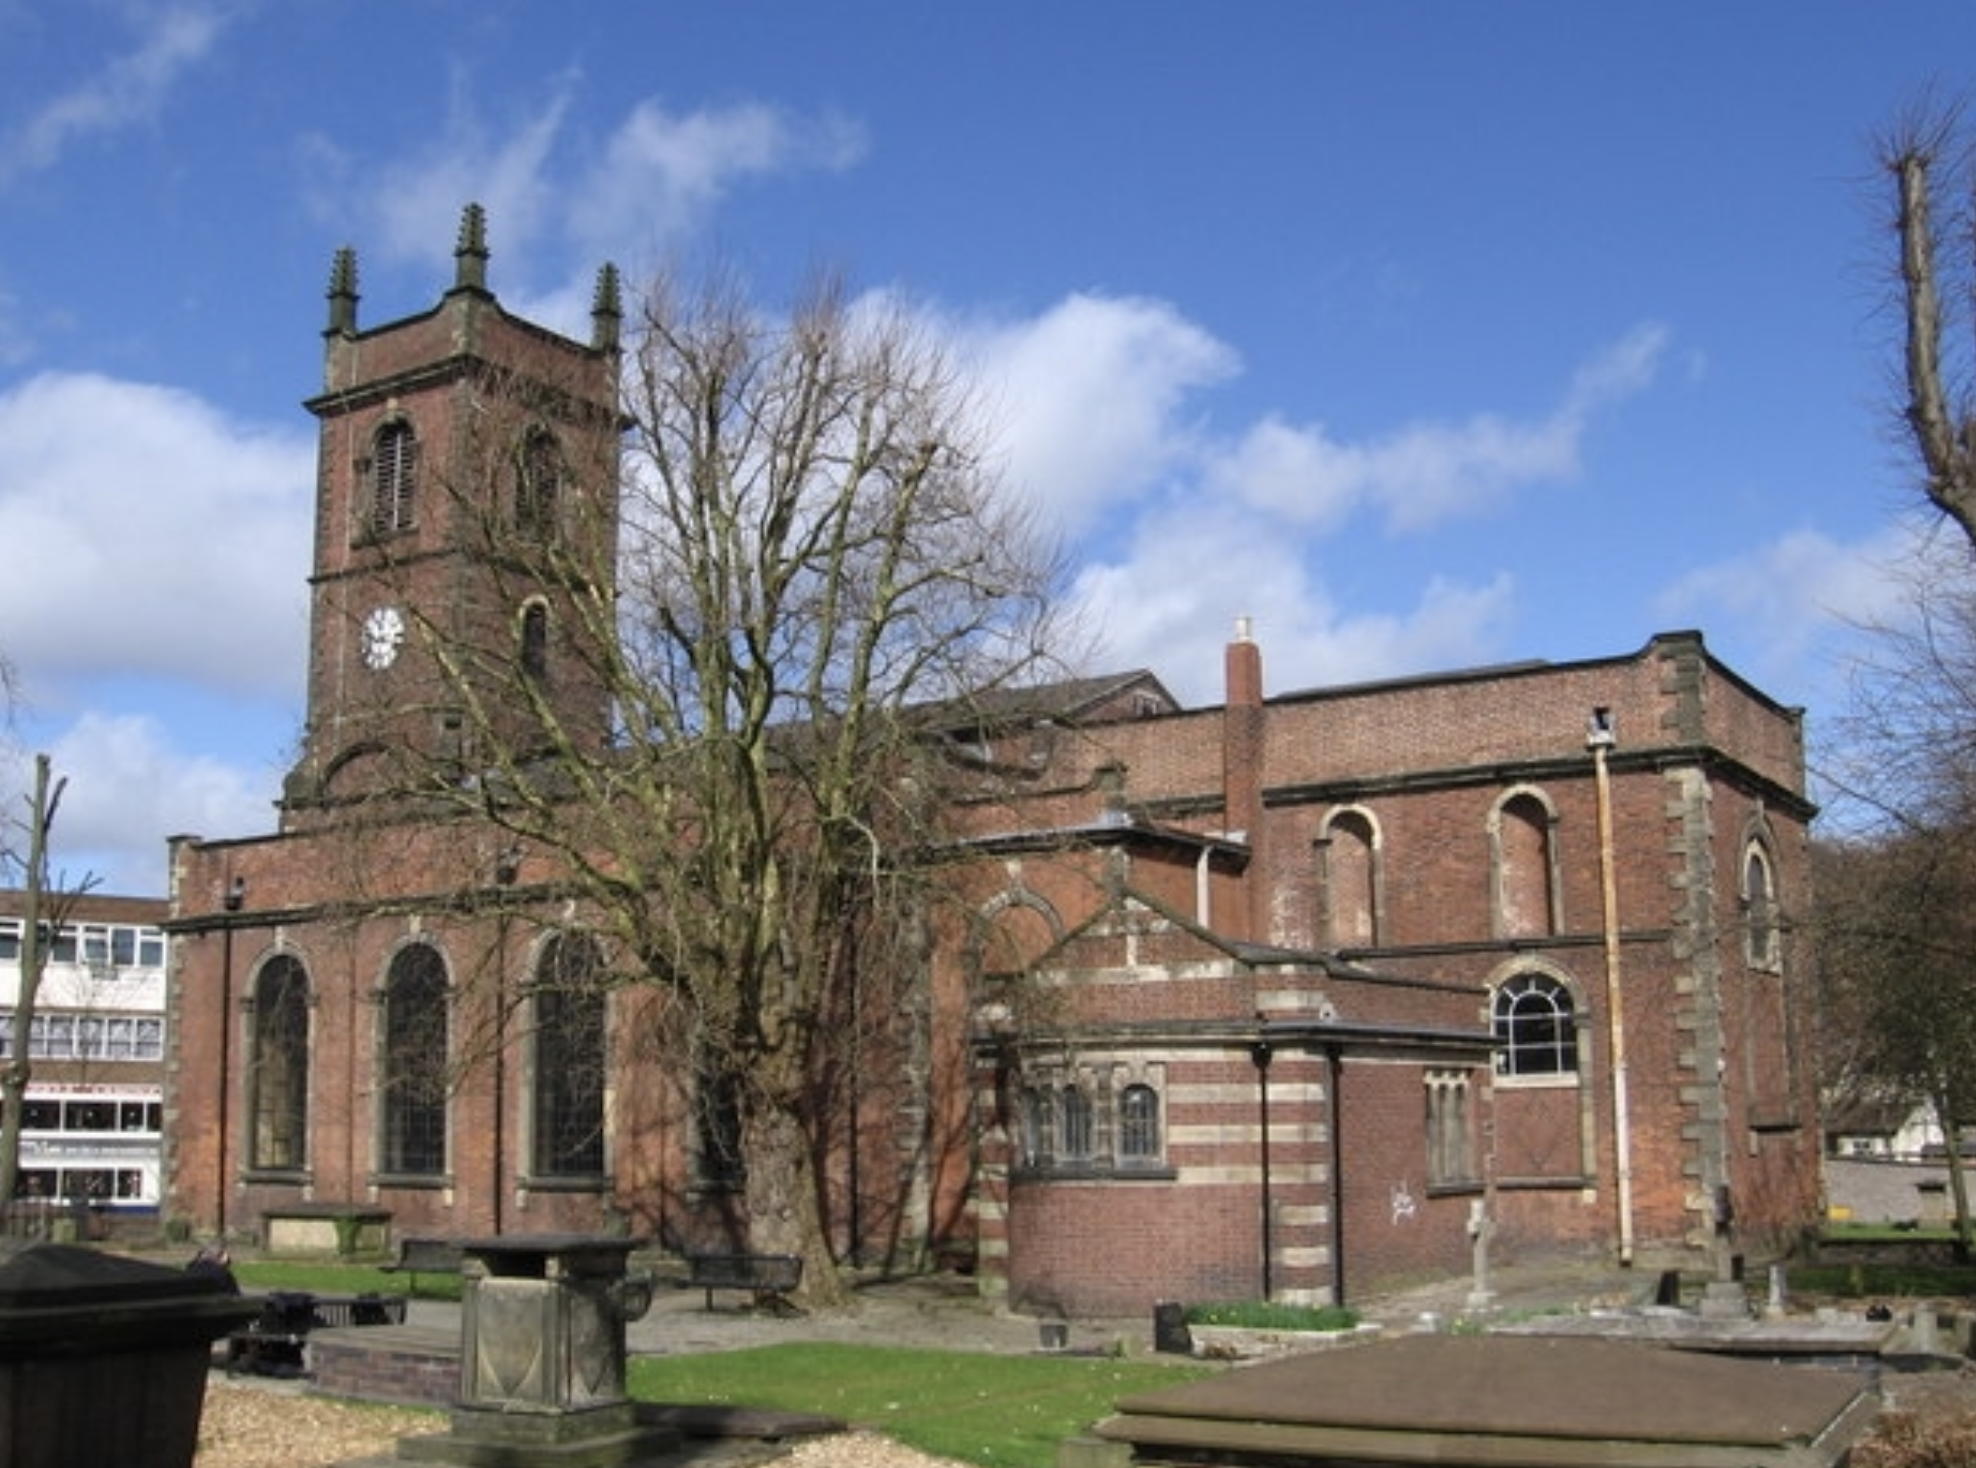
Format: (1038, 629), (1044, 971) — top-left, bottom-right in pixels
(685, 1252), (803, 1309)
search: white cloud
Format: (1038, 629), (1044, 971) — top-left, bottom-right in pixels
(957, 293), (1238, 538)
(1069, 499), (1517, 704)
(0, 371), (313, 702)
(0, 4), (228, 186)
(569, 98), (866, 259)
(890, 297), (1661, 699)
(1657, 524), (1913, 650)
(2, 713), (272, 894)
(1208, 324), (1670, 533)
(354, 66), (574, 278)
(1653, 520), (1926, 700)
(311, 79), (867, 294)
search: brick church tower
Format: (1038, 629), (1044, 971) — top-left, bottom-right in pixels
(281, 204), (624, 824)
(166, 210), (640, 1243)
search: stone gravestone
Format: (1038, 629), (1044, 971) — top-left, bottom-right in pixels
(391, 1234), (673, 1467)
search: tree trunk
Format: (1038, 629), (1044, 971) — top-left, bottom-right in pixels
(742, 1091), (847, 1308)
(0, 757), (56, 1209)
(1940, 1092), (1975, 1260)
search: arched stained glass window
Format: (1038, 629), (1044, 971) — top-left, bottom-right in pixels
(531, 934), (606, 1178)
(248, 956), (310, 1170)
(381, 944), (448, 1176)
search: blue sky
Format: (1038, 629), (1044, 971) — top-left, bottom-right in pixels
(0, 1), (1965, 893)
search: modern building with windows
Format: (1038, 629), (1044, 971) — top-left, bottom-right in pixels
(0, 892), (169, 1210)
(161, 213), (1820, 1314)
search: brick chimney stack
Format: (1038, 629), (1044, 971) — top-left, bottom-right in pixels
(1224, 618), (1265, 941)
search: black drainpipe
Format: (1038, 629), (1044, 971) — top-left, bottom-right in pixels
(1327, 1043), (1346, 1309)
(1249, 1036), (1274, 1301)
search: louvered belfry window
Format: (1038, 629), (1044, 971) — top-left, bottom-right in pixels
(371, 421), (417, 535)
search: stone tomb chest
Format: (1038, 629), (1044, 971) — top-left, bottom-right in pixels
(0, 1239), (259, 1468)
(1086, 1335), (1878, 1468)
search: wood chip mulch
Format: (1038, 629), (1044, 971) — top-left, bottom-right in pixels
(195, 1380), (972, 1468)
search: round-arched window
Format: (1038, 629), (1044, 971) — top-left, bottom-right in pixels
(1493, 973), (1577, 1076)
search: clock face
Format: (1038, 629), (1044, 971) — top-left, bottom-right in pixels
(360, 605), (406, 670)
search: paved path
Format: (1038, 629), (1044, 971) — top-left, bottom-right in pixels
(381, 1256), (1663, 1360)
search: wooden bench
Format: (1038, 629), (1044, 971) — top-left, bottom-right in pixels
(226, 1290), (407, 1376)
(379, 1235), (464, 1292)
(685, 1252), (804, 1311)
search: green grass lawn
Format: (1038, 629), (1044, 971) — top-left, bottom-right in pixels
(222, 1262), (1200, 1468)
(1788, 1261), (1976, 1298)
(233, 1258), (462, 1300)
(628, 1343), (1211, 1468)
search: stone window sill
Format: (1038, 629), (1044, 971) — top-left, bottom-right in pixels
(518, 1174), (610, 1194)
(242, 1168), (309, 1186)
(1011, 1164), (1178, 1183)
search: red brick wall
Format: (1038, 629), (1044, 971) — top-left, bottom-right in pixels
(1332, 1058), (1479, 1300)
(1006, 1179), (1263, 1316)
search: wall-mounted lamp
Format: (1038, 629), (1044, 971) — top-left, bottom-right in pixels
(223, 876), (246, 913)
(1586, 706), (1616, 750)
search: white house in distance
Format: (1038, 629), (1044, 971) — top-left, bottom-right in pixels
(0, 891), (168, 1211)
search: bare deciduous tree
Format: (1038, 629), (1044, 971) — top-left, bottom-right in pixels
(1819, 545), (1976, 1247)
(387, 272), (1067, 1301)
(0, 754), (97, 1208)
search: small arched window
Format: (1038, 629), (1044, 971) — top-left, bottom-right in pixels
(1493, 972), (1577, 1077)
(371, 421), (417, 535)
(1320, 807), (1380, 947)
(1745, 843), (1779, 970)
(515, 430), (559, 539)
(380, 944), (448, 1176)
(1020, 1087), (1053, 1167)
(1493, 790), (1558, 938)
(1118, 1083), (1161, 1163)
(695, 1055), (744, 1189)
(248, 955), (310, 1171)
(1060, 1086), (1093, 1161)
(519, 601), (549, 682)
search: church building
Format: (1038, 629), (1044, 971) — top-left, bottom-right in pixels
(164, 213), (1820, 1316)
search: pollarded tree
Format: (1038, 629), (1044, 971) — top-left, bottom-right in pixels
(1884, 102), (1976, 552)
(393, 270), (1067, 1302)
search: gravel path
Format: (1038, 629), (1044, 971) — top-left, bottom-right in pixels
(195, 1381), (441, 1467)
(194, 1379), (974, 1468)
